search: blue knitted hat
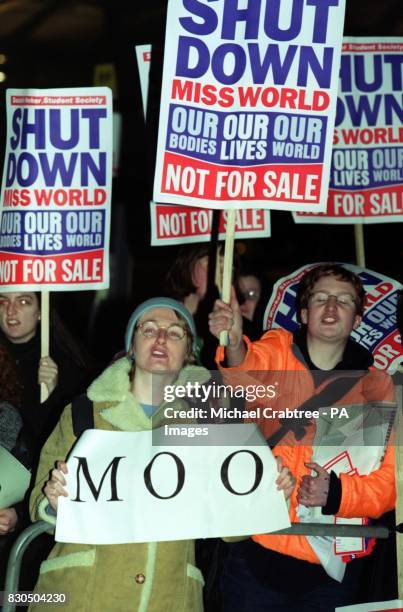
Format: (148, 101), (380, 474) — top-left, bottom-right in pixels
(125, 297), (197, 353)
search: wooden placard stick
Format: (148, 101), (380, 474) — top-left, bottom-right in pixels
(207, 209), (220, 296)
(215, 243), (223, 294)
(219, 209), (236, 346)
(354, 224), (366, 268)
(40, 291), (50, 403)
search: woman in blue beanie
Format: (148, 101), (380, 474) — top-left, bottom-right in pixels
(28, 298), (209, 611)
(28, 297), (294, 611)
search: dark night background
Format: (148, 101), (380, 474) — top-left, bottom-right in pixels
(0, 0), (402, 362)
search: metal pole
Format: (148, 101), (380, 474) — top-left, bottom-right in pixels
(3, 521), (53, 612)
(273, 522), (390, 539)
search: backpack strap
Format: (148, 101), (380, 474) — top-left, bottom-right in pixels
(71, 394), (94, 437)
(266, 372), (366, 447)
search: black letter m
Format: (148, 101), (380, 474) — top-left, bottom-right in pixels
(72, 456), (125, 502)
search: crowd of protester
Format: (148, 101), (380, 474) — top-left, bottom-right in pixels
(0, 255), (402, 611)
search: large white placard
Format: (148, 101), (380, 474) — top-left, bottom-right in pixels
(294, 38), (403, 224)
(135, 44), (271, 243)
(0, 87), (113, 290)
(56, 424), (290, 544)
(153, 0), (346, 211)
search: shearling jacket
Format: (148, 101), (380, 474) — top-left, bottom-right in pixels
(29, 357), (210, 611)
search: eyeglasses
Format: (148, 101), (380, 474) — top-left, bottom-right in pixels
(136, 320), (188, 341)
(309, 292), (356, 309)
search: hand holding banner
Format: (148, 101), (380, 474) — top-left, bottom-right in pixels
(56, 425), (291, 544)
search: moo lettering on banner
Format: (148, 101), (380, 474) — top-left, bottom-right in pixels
(153, 0), (346, 211)
(56, 425), (290, 544)
(0, 88), (113, 290)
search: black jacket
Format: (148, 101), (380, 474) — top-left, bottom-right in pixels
(1, 330), (89, 460)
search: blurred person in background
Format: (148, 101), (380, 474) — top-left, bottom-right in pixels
(235, 261), (270, 341)
(0, 291), (93, 592)
(237, 273), (261, 323)
(165, 245), (223, 367)
(0, 344), (30, 589)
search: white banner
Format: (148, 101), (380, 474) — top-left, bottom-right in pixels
(56, 424), (290, 544)
(135, 44), (152, 116)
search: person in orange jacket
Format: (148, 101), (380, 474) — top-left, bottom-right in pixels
(209, 263), (396, 612)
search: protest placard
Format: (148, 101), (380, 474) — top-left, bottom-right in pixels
(294, 38), (403, 224)
(135, 45), (271, 243)
(135, 44), (152, 116)
(263, 263), (403, 373)
(153, 0), (346, 211)
(151, 201), (270, 245)
(93, 64), (121, 178)
(56, 424), (290, 544)
(0, 88), (113, 290)
(0, 446), (30, 508)
(336, 601), (403, 611)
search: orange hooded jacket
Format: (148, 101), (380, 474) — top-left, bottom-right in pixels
(217, 328), (396, 564)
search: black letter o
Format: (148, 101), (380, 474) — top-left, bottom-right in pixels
(144, 452), (185, 499)
(221, 450), (263, 495)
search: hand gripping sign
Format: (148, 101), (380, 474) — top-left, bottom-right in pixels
(56, 424), (290, 544)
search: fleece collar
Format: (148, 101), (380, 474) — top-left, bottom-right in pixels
(87, 357), (132, 403)
(87, 357), (211, 431)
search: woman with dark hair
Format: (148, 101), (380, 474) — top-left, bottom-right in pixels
(0, 291), (92, 592)
(0, 291), (91, 457)
(165, 245), (211, 308)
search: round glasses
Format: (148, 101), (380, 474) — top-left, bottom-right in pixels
(309, 292), (356, 309)
(136, 320), (188, 341)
